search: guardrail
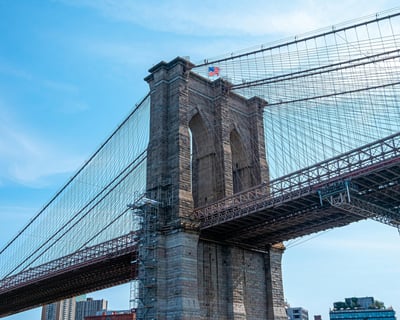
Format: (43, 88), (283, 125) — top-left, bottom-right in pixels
(195, 132), (400, 227)
(0, 232), (138, 292)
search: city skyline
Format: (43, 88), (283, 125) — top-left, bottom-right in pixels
(1, 1), (400, 319)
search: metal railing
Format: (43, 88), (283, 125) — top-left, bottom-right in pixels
(195, 132), (400, 228)
(0, 232), (138, 293)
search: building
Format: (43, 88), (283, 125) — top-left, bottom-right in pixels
(330, 297), (396, 320)
(75, 297), (108, 320)
(85, 310), (135, 320)
(345, 297), (374, 310)
(42, 296), (107, 320)
(287, 307), (309, 320)
(41, 297), (76, 320)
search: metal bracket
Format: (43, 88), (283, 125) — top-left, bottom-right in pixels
(319, 182), (400, 228)
(317, 180), (353, 206)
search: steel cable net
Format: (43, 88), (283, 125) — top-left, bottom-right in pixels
(193, 8), (400, 180)
(0, 95), (150, 279)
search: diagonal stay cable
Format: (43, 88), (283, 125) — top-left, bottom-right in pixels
(231, 50), (400, 90)
(75, 207), (132, 253)
(265, 81), (400, 107)
(0, 94), (149, 256)
(192, 9), (400, 69)
(4, 150), (147, 278)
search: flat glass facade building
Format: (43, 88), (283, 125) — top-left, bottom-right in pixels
(330, 309), (396, 320)
(330, 297), (396, 320)
(329, 309), (396, 320)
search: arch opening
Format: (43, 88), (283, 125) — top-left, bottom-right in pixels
(230, 129), (252, 194)
(189, 113), (215, 208)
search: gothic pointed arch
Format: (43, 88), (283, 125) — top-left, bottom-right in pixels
(189, 112), (216, 207)
(230, 128), (252, 193)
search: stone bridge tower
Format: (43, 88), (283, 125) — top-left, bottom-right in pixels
(142, 57), (286, 320)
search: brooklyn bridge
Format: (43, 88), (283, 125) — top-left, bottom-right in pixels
(1, 9), (400, 320)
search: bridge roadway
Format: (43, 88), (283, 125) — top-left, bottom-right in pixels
(0, 233), (138, 317)
(196, 132), (400, 249)
(1, 133), (400, 317)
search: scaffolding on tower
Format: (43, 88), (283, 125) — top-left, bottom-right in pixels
(128, 190), (162, 320)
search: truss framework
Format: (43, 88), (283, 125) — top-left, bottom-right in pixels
(327, 191), (400, 228)
(195, 132), (400, 229)
(0, 233), (138, 294)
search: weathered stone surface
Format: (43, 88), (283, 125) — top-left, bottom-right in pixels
(143, 57), (285, 319)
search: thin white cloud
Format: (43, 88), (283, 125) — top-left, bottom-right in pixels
(78, 36), (228, 70)
(56, 100), (90, 114)
(0, 103), (84, 187)
(81, 40), (157, 68)
(0, 62), (33, 81)
(0, 60), (79, 94)
(42, 79), (79, 94)
(60, 0), (398, 37)
(55, 0), (400, 76)
(0, 60), (88, 116)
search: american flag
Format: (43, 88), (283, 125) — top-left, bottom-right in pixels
(208, 66), (220, 76)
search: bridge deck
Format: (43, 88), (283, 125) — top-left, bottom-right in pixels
(1, 134), (400, 317)
(197, 133), (400, 250)
(200, 166), (400, 249)
(0, 234), (138, 317)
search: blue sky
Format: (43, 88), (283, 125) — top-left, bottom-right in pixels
(1, 1), (400, 319)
